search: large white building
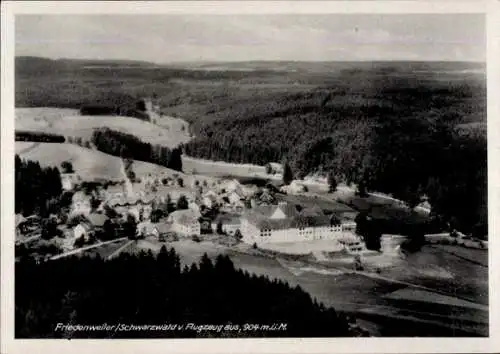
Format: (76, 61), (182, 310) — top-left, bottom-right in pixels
(240, 202), (356, 246)
(168, 209), (201, 236)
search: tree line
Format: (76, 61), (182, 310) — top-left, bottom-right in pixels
(91, 127), (183, 172)
(15, 131), (66, 143)
(79, 98), (150, 121)
(15, 155), (63, 217)
(15, 248), (353, 338)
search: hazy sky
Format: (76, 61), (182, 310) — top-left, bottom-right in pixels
(15, 14), (485, 63)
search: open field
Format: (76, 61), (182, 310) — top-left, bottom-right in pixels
(15, 142), (124, 181)
(15, 107), (191, 148)
(15, 141), (212, 187)
(15, 107), (80, 130)
(182, 156), (269, 178)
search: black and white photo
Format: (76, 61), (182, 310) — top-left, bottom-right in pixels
(1, 1), (498, 353)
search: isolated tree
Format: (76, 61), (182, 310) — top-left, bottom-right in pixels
(124, 214), (138, 239)
(356, 180), (368, 198)
(283, 162), (293, 186)
(265, 163), (273, 175)
(327, 172), (337, 193)
(177, 178), (184, 188)
(150, 209), (165, 223)
(234, 229), (243, 241)
(176, 195), (189, 210)
(127, 170), (136, 182)
(216, 221), (224, 234)
(90, 196), (102, 211)
(168, 148), (183, 172)
(41, 217), (58, 240)
(61, 161), (74, 174)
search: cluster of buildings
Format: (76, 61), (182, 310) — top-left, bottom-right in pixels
(41, 170), (364, 252)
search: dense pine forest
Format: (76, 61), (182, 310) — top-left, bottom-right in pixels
(15, 247), (352, 338)
(15, 155), (63, 217)
(91, 128), (183, 172)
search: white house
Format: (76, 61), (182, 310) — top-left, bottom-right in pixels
(168, 209), (201, 236)
(71, 192), (92, 216)
(73, 223), (92, 241)
(137, 221), (160, 238)
(266, 162), (284, 175)
(240, 202), (356, 246)
(280, 180), (307, 195)
(61, 173), (80, 191)
(203, 191), (219, 209)
(228, 191), (244, 205)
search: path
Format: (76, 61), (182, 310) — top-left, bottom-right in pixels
(16, 142), (41, 155)
(119, 158), (135, 198)
(106, 239), (135, 260)
(49, 237), (127, 260)
(16, 233), (41, 245)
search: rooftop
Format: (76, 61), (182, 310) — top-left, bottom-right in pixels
(243, 202), (340, 230)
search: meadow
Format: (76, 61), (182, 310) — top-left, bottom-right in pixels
(16, 107), (190, 148)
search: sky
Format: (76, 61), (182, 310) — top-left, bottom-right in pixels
(15, 14), (485, 63)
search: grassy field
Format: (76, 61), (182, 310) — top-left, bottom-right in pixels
(15, 107), (80, 131)
(15, 142), (124, 181)
(15, 107), (191, 148)
(14, 141), (212, 186)
(182, 156), (268, 178)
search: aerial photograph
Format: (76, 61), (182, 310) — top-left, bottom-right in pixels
(13, 13), (487, 338)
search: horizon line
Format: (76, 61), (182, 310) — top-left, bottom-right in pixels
(16, 55), (487, 65)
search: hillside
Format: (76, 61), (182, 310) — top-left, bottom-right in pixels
(15, 142), (201, 184)
(16, 107), (190, 148)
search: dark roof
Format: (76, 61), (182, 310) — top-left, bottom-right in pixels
(213, 214), (241, 225)
(243, 202), (335, 230)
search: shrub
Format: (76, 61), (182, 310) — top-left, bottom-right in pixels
(192, 235), (201, 243)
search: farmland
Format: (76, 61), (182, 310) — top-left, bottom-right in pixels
(15, 142), (124, 181)
(121, 237), (488, 336)
(15, 107), (191, 148)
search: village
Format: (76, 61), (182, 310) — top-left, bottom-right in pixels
(15, 157), (377, 265)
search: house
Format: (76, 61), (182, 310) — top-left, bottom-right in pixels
(71, 191), (92, 216)
(137, 221), (159, 238)
(224, 179), (242, 193)
(266, 162), (283, 175)
(61, 173), (80, 191)
(228, 191), (244, 205)
(338, 234), (366, 253)
(188, 202), (201, 214)
(73, 213), (109, 242)
(156, 223), (177, 241)
(280, 180), (307, 195)
(211, 214), (241, 236)
(240, 202), (354, 245)
(168, 209), (201, 236)
(73, 223), (93, 242)
(203, 191), (219, 209)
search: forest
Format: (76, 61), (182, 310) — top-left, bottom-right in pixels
(15, 247), (353, 338)
(91, 128), (183, 172)
(15, 155), (63, 217)
(181, 80), (486, 236)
